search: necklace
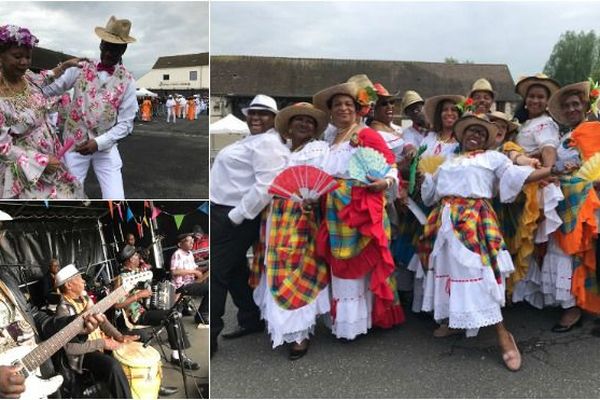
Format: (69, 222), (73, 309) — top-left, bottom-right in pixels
(370, 120), (396, 133)
(437, 133), (455, 144)
(0, 73), (27, 98)
(333, 123), (358, 145)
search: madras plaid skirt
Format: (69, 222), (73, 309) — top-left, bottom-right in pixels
(251, 198), (329, 310)
(419, 197), (506, 284)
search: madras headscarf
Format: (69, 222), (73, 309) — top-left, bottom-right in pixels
(0, 25), (39, 48)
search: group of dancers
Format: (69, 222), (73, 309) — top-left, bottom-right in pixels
(211, 72), (600, 372)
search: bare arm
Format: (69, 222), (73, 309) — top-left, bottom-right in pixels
(524, 166), (553, 183)
(541, 146), (557, 168)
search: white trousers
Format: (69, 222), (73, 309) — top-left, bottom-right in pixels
(65, 146), (124, 199)
(167, 107), (176, 123)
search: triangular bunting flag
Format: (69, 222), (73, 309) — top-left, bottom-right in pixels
(198, 202), (209, 215)
(116, 203), (123, 220)
(137, 222), (144, 238)
(143, 216), (149, 227)
(108, 201), (114, 218)
(126, 207), (134, 222)
(144, 200), (150, 209)
(151, 207), (162, 220)
(43, 200), (49, 208)
(174, 214), (185, 229)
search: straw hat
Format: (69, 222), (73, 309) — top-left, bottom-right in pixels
(95, 16), (136, 44)
(55, 264), (82, 287)
(454, 113), (499, 150)
(241, 94), (279, 116)
(469, 78), (495, 99)
(547, 81), (590, 125)
(313, 81), (359, 112)
(373, 82), (400, 101)
(423, 94), (465, 127)
(489, 111), (520, 134)
(275, 102), (328, 138)
(515, 73), (560, 98)
(400, 90), (424, 115)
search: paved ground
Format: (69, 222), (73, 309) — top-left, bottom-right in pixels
(211, 297), (600, 398)
(154, 315), (209, 399)
(83, 116), (209, 199)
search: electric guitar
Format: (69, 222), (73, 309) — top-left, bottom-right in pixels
(0, 271), (152, 399)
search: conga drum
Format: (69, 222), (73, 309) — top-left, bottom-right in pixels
(113, 342), (162, 399)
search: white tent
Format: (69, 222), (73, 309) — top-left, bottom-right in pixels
(210, 114), (249, 135)
(135, 87), (158, 98)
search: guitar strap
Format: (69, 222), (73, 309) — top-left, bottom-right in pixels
(0, 281), (36, 348)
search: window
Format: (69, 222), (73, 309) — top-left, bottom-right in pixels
(163, 74), (170, 81)
(189, 71), (198, 81)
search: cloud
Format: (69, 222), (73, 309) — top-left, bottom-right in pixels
(211, 1), (600, 77)
(0, 1), (209, 78)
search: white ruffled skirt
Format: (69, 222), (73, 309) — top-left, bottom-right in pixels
(325, 274), (373, 340)
(254, 273), (331, 348)
(421, 205), (514, 337)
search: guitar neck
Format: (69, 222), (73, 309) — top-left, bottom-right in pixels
(20, 285), (127, 372)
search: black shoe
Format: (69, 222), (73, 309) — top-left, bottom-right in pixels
(551, 317), (583, 333)
(288, 341), (309, 361)
(159, 386), (179, 396)
(170, 355), (199, 370)
(221, 322), (264, 339)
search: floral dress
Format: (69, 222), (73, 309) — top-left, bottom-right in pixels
(0, 71), (82, 198)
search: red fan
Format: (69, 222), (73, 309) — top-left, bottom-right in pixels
(269, 165), (339, 202)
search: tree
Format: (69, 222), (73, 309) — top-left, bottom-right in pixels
(543, 30), (600, 85)
(444, 57), (459, 64)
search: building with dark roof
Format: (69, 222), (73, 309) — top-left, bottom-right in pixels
(210, 55), (520, 121)
(137, 52), (209, 97)
(31, 47), (75, 72)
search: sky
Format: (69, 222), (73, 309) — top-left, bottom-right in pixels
(1, 1), (209, 79)
(211, 0), (600, 79)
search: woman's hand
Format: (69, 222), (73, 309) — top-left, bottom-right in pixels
(366, 175), (390, 192)
(44, 155), (61, 175)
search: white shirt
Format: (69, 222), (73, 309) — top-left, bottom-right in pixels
(166, 99), (176, 109)
(403, 125), (427, 148)
(41, 64), (137, 152)
(210, 129), (290, 225)
(421, 131), (459, 159)
(516, 114), (559, 155)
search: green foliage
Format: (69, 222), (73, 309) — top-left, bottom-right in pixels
(544, 30), (600, 85)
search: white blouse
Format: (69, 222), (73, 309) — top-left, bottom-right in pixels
(516, 114), (560, 154)
(288, 140), (330, 168)
(421, 151), (534, 207)
(420, 131), (459, 159)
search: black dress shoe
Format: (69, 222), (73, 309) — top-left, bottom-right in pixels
(159, 386), (179, 396)
(288, 342), (309, 361)
(551, 317), (583, 333)
(221, 322), (264, 339)
(170, 355), (200, 370)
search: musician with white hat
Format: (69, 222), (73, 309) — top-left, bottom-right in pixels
(41, 16), (139, 199)
(55, 264), (134, 398)
(210, 94), (290, 357)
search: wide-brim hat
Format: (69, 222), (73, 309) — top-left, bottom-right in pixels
(313, 82), (359, 112)
(95, 16), (136, 44)
(241, 94), (279, 116)
(547, 81), (590, 125)
(454, 113), (499, 150)
(119, 245), (136, 262)
(373, 82), (400, 102)
(515, 73), (560, 98)
(275, 102), (328, 138)
(400, 90), (425, 115)
(55, 264), (82, 287)
(469, 78), (496, 99)
(423, 94), (465, 126)
(488, 111), (520, 134)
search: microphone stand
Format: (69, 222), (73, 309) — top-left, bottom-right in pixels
(142, 295), (199, 399)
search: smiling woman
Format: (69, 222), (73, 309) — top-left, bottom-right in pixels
(0, 24), (84, 199)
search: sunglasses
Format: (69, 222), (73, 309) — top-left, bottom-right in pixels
(379, 100), (396, 107)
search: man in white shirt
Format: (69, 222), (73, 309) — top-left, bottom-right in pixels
(210, 94), (289, 357)
(400, 90), (429, 148)
(166, 95), (177, 123)
(177, 95), (187, 119)
(41, 16), (137, 199)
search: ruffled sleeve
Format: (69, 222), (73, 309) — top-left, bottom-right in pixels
(0, 118), (47, 195)
(533, 116), (560, 150)
(490, 151), (534, 203)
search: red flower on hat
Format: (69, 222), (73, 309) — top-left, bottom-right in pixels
(456, 97), (475, 115)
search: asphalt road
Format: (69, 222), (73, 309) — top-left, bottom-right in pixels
(211, 298), (600, 398)
(83, 116), (208, 199)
